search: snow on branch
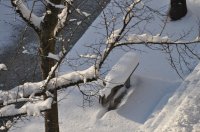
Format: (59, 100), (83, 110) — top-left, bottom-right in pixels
(115, 34), (200, 46)
(0, 97), (53, 118)
(75, 8), (91, 17)
(0, 64), (98, 119)
(0, 66), (98, 108)
(123, 0), (142, 24)
(54, 3), (70, 35)
(45, 0), (65, 9)
(47, 52), (60, 61)
(11, 0), (43, 31)
(106, 29), (122, 44)
(80, 54), (98, 59)
(0, 64), (7, 71)
(127, 34), (172, 43)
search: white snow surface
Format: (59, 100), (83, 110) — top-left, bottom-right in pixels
(143, 63), (200, 132)
(3, 0), (200, 131)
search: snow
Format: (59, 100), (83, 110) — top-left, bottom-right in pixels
(80, 54), (98, 59)
(127, 34), (171, 43)
(54, 6), (69, 35)
(106, 29), (121, 44)
(0, 97), (53, 117)
(0, 120), (12, 130)
(24, 97), (53, 116)
(0, 126), (6, 130)
(6, 121), (12, 129)
(47, 52), (60, 61)
(13, 0), (43, 29)
(45, 0), (65, 9)
(77, 21), (82, 25)
(10, 75), (180, 132)
(75, 8), (91, 17)
(2, 0), (200, 131)
(69, 19), (77, 22)
(82, 11), (91, 17)
(0, 65), (97, 106)
(22, 49), (31, 54)
(142, 63), (200, 132)
(100, 52), (139, 98)
(0, 63), (7, 71)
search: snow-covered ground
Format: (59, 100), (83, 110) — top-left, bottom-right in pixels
(1, 0), (200, 131)
(143, 63), (200, 132)
(10, 74), (180, 132)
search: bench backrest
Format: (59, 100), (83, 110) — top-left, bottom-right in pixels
(100, 52), (139, 98)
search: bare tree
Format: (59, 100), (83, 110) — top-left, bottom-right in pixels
(0, 0), (200, 131)
(11, 0), (76, 132)
(9, 0), (111, 131)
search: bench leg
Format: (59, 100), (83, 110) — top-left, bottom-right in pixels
(125, 76), (131, 88)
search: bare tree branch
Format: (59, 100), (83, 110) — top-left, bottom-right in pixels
(11, 0), (43, 32)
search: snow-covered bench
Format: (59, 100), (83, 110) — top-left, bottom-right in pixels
(99, 52), (139, 110)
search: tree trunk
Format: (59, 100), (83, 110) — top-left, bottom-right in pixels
(169, 0), (187, 20)
(39, 33), (59, 132)
(39, 0), (62, 132)
(44, 90), (59, 132)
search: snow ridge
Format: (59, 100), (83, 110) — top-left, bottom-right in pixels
(144, 63), (200, 132)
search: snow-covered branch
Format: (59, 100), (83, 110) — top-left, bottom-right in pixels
(0, 66), (98, 107)
(11, 0), (43, 31)
(115, 34), (200, 46)
(75, 8), (91, 17)
(123, 0), (141, 24)
(0, 97), (53, 118)
(0, 64), (98, 119)
(45, 0), (65, 9)
(54, 3), (70, 35)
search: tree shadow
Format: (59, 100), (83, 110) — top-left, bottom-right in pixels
(116, 76), (180, 124)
